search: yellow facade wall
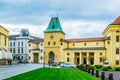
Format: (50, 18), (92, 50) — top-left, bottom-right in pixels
(0, 26), (9, 50)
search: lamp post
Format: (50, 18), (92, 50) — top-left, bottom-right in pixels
(43, 52), (45, 68)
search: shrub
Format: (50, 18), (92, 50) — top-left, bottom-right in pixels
(80, 64), (84, 67)
(115, 67), (120, 71)
(102, 67), (108, 71)
(18, 60), (22, 63)
(107, 66), (112, 69)
(87, 65), (94, 70)
(95, 65), (102, 69)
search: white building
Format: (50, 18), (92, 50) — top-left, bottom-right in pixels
(9, 29), (44, 63)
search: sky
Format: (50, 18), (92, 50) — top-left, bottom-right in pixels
(0, 0), (120, 39)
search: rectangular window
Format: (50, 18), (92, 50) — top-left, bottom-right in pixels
(13, 42), (15, 47)
(73, 44), (75, 46)
(41, 43), (43, 46)
(116, 30), (119, 33)
(116, 61), (119, 65)
(67, 57), (70, 62)
(4, 37), (7, 46)
(99, 57), (103, 62)
(21, 48), (23, 53)
(10, 49), (12, 53)
(41, 50), (43, 53)
(10, 42), (12, 47)
(116, 36), (119, 42)
(41, 57), (42, 60)
(99, 52), (102, 56)
(29, 44), (31, 47)
(18, 48), (20, 53)
(107, 41), (110, 44)
(21, 42), (23, 46)
(116, 48), (119, 54)
(13, 48), (15, 53)
(84, 43), (87, 46)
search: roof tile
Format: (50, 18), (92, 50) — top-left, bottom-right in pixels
(62, 37), (107, 42)
(111, 16), (120, 25)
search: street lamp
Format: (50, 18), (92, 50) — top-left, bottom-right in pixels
(43, 52), (45, 68)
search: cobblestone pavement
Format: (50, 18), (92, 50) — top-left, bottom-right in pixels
(0, 64), (49, 80)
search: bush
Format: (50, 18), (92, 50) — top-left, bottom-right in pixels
(102, 67), (108, 71)
(95, 65), (102, 69)
(18, 60), (22, 63)
(115, 67), (120, 71)
(87, 65), (94, 70)
(107, 66), (112, 69)
(80, 64), (84, 67)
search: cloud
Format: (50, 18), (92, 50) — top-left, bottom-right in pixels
(0, 23), (47, 38)
(0, 19), (108, 39)
(61, 20), (108, 38)
(0, 0), (119, 39)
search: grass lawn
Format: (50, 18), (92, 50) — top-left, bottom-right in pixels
(4, 68), (100, 80)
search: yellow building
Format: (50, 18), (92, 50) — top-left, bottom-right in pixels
(0, 25), (12, 65)
(44, 16), (120, 67)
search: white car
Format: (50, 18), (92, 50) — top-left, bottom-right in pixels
(103, 61), (109, 67)
(61, 62), (76, 68)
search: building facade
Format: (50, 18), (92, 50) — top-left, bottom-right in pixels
(44, 16), (120, 67)
(0, 26), (12, 65)
(9, 29), (43, 64)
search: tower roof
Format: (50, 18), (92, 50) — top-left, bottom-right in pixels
(44, 17), (64, 34)
(111, 16), (120, 25)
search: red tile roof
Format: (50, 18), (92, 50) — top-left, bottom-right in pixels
(111, 16), (120, 25)
(62, 37), (107, 42)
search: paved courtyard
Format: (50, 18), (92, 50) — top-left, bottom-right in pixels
(0, 64), (48, 80)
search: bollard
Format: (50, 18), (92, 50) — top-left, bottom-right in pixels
(109, 73), (114, 80)
(88, 69), (90, 73)
(101, 72), (105, 80)
(91, 70), (94, 75)
(96, 70), (99, 77)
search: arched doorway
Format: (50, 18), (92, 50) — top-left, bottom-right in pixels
(49, 52), (54, 63)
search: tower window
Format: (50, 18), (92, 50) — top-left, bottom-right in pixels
(54, 42), (56, 45)
(48, 42), (50, 45)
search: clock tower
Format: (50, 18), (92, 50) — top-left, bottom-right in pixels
(44, 17), (65, 64)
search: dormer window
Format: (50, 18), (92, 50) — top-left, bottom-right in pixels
(52, 25), (55, 29)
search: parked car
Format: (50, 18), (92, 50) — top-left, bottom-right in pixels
(60, 62), (76, 68)
(103, 61), (109, 67)
(58, 61), (66, 67)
